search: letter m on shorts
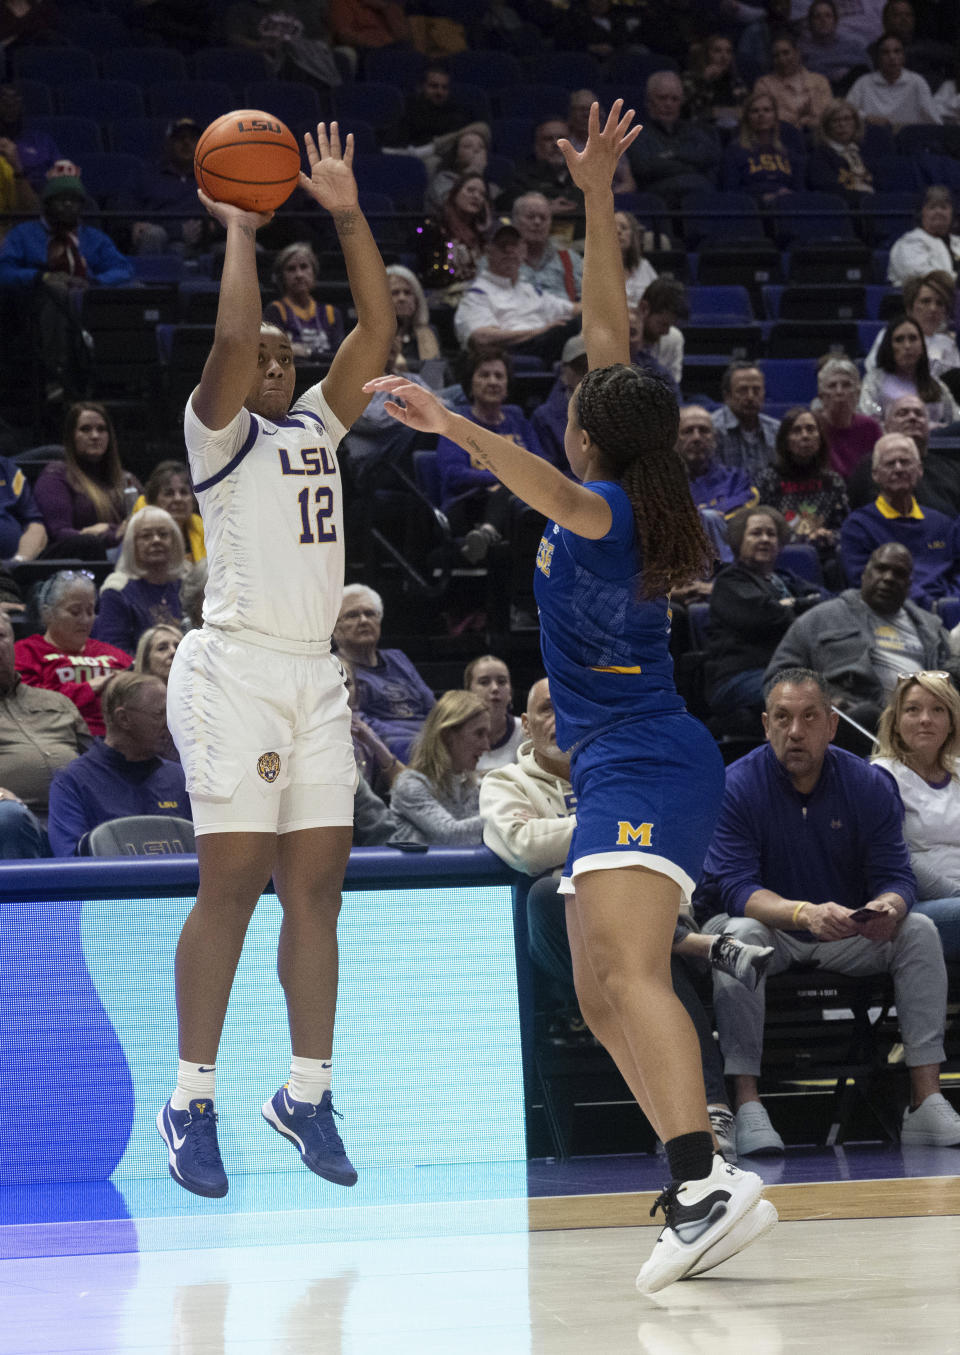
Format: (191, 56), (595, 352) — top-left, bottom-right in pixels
(616, 821), (653, 847)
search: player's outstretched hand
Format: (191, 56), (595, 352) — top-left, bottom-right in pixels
(558, 99), (642, 195)
(300, 122), (359, 214)
(196, 189), (273, 231)
(363, 376), (451, 434)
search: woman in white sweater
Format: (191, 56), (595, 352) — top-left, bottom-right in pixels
(390, 690), (490, 845)
(872, 670), (960, 961)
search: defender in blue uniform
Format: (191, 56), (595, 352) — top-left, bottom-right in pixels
(367, 102), (777, 1293)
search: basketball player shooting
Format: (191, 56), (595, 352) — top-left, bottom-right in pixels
(156, 123), (395, 1198)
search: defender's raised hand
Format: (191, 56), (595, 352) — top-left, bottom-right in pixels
(362, 376), (451, 435)
(300, 122), (358, 214)
(558, 99), (642, 195)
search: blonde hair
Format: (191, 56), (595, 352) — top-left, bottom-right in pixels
(873, 673), (960, 779)
(408, 690), (488, 794)
(100, 506), (186, 592)
(133, 623), (182, 677)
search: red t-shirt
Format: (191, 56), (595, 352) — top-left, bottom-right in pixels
(14, 633), (132, 736)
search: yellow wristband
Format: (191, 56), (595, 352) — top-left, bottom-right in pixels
(791, 902), (807, 929)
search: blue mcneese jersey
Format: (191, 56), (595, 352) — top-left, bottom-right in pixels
(533, 479), (684, 752)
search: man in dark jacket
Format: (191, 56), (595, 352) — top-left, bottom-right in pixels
(766, 542), (960, 732)
(626, 70), (718, 207)
(696, 666), (960, 1155)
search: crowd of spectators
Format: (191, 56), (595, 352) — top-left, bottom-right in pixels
(0, 0), (959, 1156)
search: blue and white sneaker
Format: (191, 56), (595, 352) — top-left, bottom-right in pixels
(261, 1086), (358, 1186)
(156, 1098), (228, 1198)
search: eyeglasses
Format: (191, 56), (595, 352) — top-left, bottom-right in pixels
(896, 671), (950, 684)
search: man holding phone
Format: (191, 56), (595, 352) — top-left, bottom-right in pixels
(694, 666), (960, 1156)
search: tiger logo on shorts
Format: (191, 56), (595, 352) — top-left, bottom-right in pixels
(257, 752), (281, 783)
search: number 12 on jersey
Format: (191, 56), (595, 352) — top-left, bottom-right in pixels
(297, 486), (337, 544)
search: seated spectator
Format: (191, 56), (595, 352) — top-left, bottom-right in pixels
(888, 185), (960, 285)
(92, 507), (185, 655)
(847, 32), (940, 127)
(554, 0), (636, 59)
(385, 264), (441, 375)
(817, 356), (883, 477)
(132, 460), (205, 565)
(840, 433), (960, 606)
(332, 584), (434, 761)
(705, 506), (823, 717)
(722, 91), (803, 204)
(390, 690), (489, 844)
(0, 609), (89, 856)
(480, 675), (771, 1155)
(0, 173), (133, 400)
(756, 406), (850, 581)
(855, 395), (960, 517)
(499, 118), (583, 218)
(133, 621), (181, 760)
(328, 0), (409, 56)
(679, 404), (758, 518)
(870, 0), (954, 91)
(872, 671), (960, 960)
(124, 117), (215, 258)
(712, 361), (781, 481)
(798, 0), (871, 88)
(0, 82), (58, 192)
(426, 125), (496, 215)
(453, 222), (581, 363)
(627, 70), (719, 208)
(0, 0), (58, 55)
(34, 402), (136, 560)
(513, 193), (582, 302)
(766, 542), (959, 731)
(0, 120), (37, 239)
(48, 671), (189, 856)
(387, 62), (473, 149)
(616, 210), (657, 308)
(263, 242), (344, 360)
(788, 0), (884, 50)
(698, 666), (960, 1154)
(435, 345), (548, 561)
(530, 333), (589, 472)
(0, 450), (46, 569)
(465, 654), (523, 770)
(869, 273), (960, 388)
(15, 571), (132, 736)
(438, 172), (494, 289)
(340, 658), (405, 800)
(567, 89), (636, 193)
(683, 33), (749, 131)
(933, 51), (960, 125)
(629, 278), (687, 389)
(225, 0), (342, 87)
(858, 315), (959, 426)
(806, 99), (877, 201)
(755, 29), (833, 128)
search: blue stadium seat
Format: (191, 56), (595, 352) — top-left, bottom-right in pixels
(496, 85), (569, 121)
(332, 82), (405, 136)
(858, 320), (884, 354)
(77, 152), (144, 206)
(687, 286), (753, 322)
(191, 48), (268, 86)
(761, 285), (784, 320)
(17, 80), (54, 116)
(778, 543), (823, 585)
(58, 6), (133, 50)
(601, 51), (678, 84)
(758, 358), (819, 404)
(101, 48), (188, 84)
(449, 50), (522, 89)
(346, 120), (379, 156)
(26, 115), (102, 156)
(148, 81), (235, 124)
(106, 118), (168, 159)
(864, 285), (896, 320)
(859, 190), (919, 248)
(771, 193), (853, 247)
(916, 152), (960, 192)
(131, 255), (185, 283)
(350, 154), (426, 211)
(491, 116), (534, 161)
(13, 47), (97, 83)
(611, 191), (670, 233)
(451, 82), (492, 125)
(777, 284), (866, 320)
(413, 448), (443, 506)
(869, 154), (923, 193)
(363, 48), (426, 88)
(681, 191), (761, 247)
(686, 601), (710, 649)
(358, 189), (395, 215)
(536, 52), (601, 88)
(933, 597), (960, 631)
(896, 125), (960, 159)
(60, 80), (145, 121)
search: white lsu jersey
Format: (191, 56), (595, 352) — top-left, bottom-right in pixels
(184, 384), (348, 644)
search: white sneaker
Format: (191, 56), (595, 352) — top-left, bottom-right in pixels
(635, 1155), (764, 1295)
(900, 1092), (960, 1146)
(735, 1101), (785, 1155)
(708, 1105), (737, 1162)
(683, 1198), (778, 1278)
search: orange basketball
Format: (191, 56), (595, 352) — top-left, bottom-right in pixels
(194, 109), (301, 213)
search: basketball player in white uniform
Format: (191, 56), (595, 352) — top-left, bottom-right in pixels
(156, 124), (395, 1198)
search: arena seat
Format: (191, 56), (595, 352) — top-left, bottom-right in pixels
(363, 47), (426, 88)
(60, 80), (146, 121)
(758, 358), (819, 404)
(536, 52), (601, 88)
(767, 320), (860, 359)
(75, 152), (144, 207)
(696, 239), (783, 291)
(101, 48), (189, 84)
(491, 116), (535, 161)
(26, 115), (103, 155)
(148, 80), (236, 124)
(681, 191), (761, 248)
(449, 50), (522, 89)
(933, 597), (960, 631)
(495, 85), (570, 121)
(786, 240), (871, 284)
(106, 117), (168, 159)
(332, 83), (405, 137)
(771, 192), (854, 248)
(13, 46), (97, 83)
(859, 192), (918, 248)
(16, 79), (54, 115)
(351, 154), (427, 210)
(80, 816), (196, 857)
(687, 286), (753, 321)
(191, 47), (268, 86)
(778, 543), (823, 585)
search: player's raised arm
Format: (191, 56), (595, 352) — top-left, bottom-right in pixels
(191, 193), (274, 431)
(557, 100), (641, 371)
(300, 122), (394, 428)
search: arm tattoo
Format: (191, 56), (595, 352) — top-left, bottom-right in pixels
(465, 435), (493, 468)
(333, 210), (359, 236)
(239, 224), (256, 242)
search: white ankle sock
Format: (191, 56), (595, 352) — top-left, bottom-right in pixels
(287, 1056), (332, 1105)
(170, 1060), (216, 1111)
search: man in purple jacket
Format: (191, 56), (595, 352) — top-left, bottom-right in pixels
(696, 666), (960, 1155)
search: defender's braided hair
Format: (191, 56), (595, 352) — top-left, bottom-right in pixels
(575, 365), (714, 598)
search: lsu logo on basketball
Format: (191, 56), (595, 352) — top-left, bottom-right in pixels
(617, 821), (653, 847)
(536, 537), (555, 577)
(257, 752), (282, 783)
(236, 119), (284, 134)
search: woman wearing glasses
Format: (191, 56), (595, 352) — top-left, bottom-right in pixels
(872, 670), (960, 962)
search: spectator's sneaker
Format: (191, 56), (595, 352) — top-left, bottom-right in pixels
(708, 1105), (738, 1162)
(636, 1155), (764, 1294)
(156, 1098), (228, 1198)
(735, 1101), (785, 1156)
(262, 1086), (358, 1186)
(901, 1092), (960, 1146)
(710, 934), (774, 991)
(684, 1198), (778, 1278)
